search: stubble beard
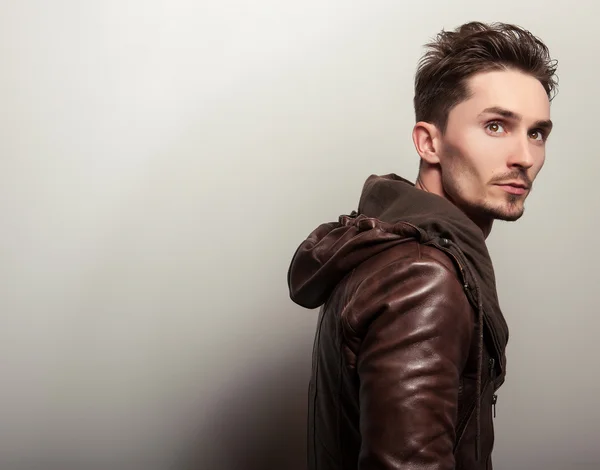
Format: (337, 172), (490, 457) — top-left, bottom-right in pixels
(440, 142), (529, 223)
(441, 164), (527, 223)
(478, 193), (525, 222)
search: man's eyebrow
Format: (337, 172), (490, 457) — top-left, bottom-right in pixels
(479, 106), (520, 120)
(479, 106), (553, 132)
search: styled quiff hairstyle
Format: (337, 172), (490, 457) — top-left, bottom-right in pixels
(414, 21), (558, 133)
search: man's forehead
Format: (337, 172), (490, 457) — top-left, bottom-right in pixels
(465, 69), (551, 121)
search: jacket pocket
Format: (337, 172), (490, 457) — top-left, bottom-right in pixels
(454, 377), (492, 452)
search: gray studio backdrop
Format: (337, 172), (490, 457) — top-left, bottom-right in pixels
(1, 1), (598, 469)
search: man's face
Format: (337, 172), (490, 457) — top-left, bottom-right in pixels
(438, 69), (552, 222)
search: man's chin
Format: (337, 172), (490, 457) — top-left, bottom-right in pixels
(454, 194), (526, 224)
(468, 199), (525, 222)
(493, 211), (524, 222)
(489, 204), (525, 222)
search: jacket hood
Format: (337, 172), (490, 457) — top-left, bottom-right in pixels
(287, 173), (508, 373)
(289, 173), (487, 307)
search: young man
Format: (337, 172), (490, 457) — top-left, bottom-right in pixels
(287, 22), (557, 470)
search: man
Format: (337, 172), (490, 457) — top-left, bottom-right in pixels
(287, 21), (557, 470)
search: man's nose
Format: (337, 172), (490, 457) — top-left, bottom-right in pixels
(508, 135), (535, 169)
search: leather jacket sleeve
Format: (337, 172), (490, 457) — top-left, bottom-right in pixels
(350, 253), (475, 469)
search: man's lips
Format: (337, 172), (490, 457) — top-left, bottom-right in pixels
(495, 182), (529, 195)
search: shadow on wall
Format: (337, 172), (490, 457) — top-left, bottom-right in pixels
(178, 342), (312, 470)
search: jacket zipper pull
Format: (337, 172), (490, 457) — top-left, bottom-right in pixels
(489, 357), (497, 418)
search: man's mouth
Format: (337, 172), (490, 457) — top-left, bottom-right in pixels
(495, 182), (530, 195)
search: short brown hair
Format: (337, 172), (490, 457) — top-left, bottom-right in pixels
(414, 21), (558, 132)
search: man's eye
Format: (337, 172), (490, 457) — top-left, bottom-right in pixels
(486, 122), (505, 134)
(529, 129), (544, 141)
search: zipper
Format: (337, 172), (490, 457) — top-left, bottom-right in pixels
(428, 237), (505, 379)
(427, 236), (503, 424)
(483, 315), (503, 373)
(489, 357), (498, 418)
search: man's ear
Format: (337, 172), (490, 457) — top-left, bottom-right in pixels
(412, 121), (441, 165)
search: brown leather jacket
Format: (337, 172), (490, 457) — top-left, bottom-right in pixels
(288, 174), (509, 470)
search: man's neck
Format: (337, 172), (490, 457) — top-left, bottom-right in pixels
(415, 174), (492, 239)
